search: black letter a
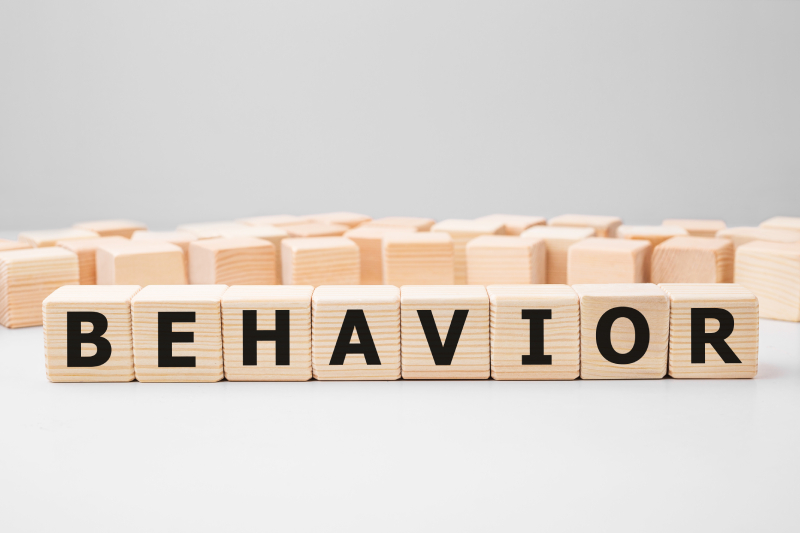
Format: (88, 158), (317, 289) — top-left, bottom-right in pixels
(67, 312), (112, 367)
(329, 310), (381, 365)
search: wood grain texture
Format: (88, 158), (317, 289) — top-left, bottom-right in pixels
(473, 214), (546, 235)
(520, 226), (595, 284)
(18, 228), (99, 248)
(716, 226), (800, 248)
(281, 222), (349, 238)
(189, 237), (276, 285)
(308, 212), (372, 228)
(662, 219), (726, 238)
(344, 226), (417, 285)
(548, 214), (622, 238)
(281, 237), (360, 286)
(382, 232), (455, 286)
(96, 240), (187, 286)
(57, 236), (129, 285)
(466, 235), (546, 285)
(567, 237), (651, 284)
(216, 225), (287, 281)
(651, 236), (733, 284)
(734, 241), (800, 322)
(617, 225), (688, 247)
(73, 219), (147, 238)
(431, 219), (505, 284)
(759, 216), (800, 234)
(360, 217), (436, 231)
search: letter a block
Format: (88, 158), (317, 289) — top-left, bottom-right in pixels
(221, 285), (313, 381)
(401, 285), (490, 379)
(572, 284), (669, 379)
(659, 284), (758, 378)
(43, 285), (141, 382)
(311, 286), (400, 380)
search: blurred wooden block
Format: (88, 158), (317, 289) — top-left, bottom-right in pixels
(567, 237), (651, 284)
(189, 237), (276, 285)
(651, 237), (733, 284)
(382, 232), (455, 286)
(216, 225), (287, 281)
(573, 284), (669, 379)
(177, 221), (247, 240)
(237, 214), (313, 227)
(715, 226), (800, 248)
(18, 228), (99, 247)
(131, 230), (196, 275)
(361, 217), (435, 231)
(282, 222), (349, 238)
(73, 219), (146, 238)
(43, 285), (141, 382)
(400, 285), (489, 379)
(759, 216), (800, 234)
(0, 239), (30, 252)
(487, 285), (579, 380)
(735, 241), (800, 322)
(96, 240), (187, 286)
(281, 237), (359, 286)
(520, 226), (595, 284)
(548, 214), (622, 238)
(57, 236), (129, 285)
(617, 225), (688, 247)
(466, 235), (546, 285)
(662, 219), (726, 238)
(660, 283), (758, 378)
(431, 219), (505, 284)
(474, 214), (546, 235)
(0, 247), (79, 328)
(308, 212), (372, 228)
(221, 285), (313, 381)
(343, 226), (417, 285)
(312, 285), (400, 380)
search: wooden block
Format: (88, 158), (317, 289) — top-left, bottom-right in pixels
(474, 214), (546, 235)
(617, 225), (688, 247)
(651, 236), (734, 284)
(715, 226), (800, 248)
(131, 285), (227, 382)
(548, 214), (622, 238)
(0, 239), (31, 252)
(431, 219), (505, 284)
(308, 212), (372, 228)
(177, 221), (247, 240)
(567, 237), (651, 284)
(221, 285), (313, 381)
(57, 236), (129, 285)
(519, 226), (595, 284)
(281, 237), (359, 286)
(361, 217), (436, 232)
(400, 285), (489, 379)
(572, 284), (669, 379)
(189, 237), (276, 285)
(659, 284), (758, 378)
(96, 240), (187, 286)
(216, 225), (288, 281)
(43, 285), (141, 382)
(311, 285), (400, 380)
(281, 222), (349, 238)
(131, 230), (197, 273)
(734, 241), (800, 322)
(0, 247), (79, 328)
(466, 235), (546, 285)
(662, 219), (726, 238)
(73, 219), (147, 238)
(18, 228), (99, 247)
(759, 216), (800, 234)
(382, 232), (455, 286)
(487, 285), (580, 380)
(343, 226), (417, 285)
(237, 214), (313, 227)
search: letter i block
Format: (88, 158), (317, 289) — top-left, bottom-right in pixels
(131, 285), (227, 382)
(659, 284), (758, 378)
(221, 285), (314, 381)
(43, 285), (141, 382)
(311, 286), (400, 380)
(400, 286), (490, 379)
(572, 284), (669, 379)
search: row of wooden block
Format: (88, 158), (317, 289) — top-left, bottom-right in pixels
(43, 282), (758, 382)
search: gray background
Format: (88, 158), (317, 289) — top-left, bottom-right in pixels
(1, 1), (799, 231)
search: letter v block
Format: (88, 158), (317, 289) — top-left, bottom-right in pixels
(401, 286), (490, 379)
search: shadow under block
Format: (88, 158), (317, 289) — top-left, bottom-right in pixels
(238, 215), (313, 227)
(361, 217), (436, 232)
(487, 285), (579, 380)
(520, 226), (595, 284)
(308, 212), (372, 228)
(617, 225), (688, 247)
(474, 214), (546, 235)
(548, 214), (622, 238)
(651, 237), (734, 284)
(177, 221), (248, 240)
(343, 226), (417, 285)
(221, 285), (313, 381)
(466, 235), (546, 285)
(659, 284), (758, 378)
(43, 285), (141, 382)
(189, 237), (276, 285)
(96, 240), (187, 286)
(131, 285), (227, 382)
(759, 216), (800, 234)
(281, 222), (349, 238)
(715, 227), (800, 248)
(572, 284), (669, 379)
(662, 219), (726, 238)
(281, 237), (360, 286)
(311, 285), (401, 380)
(0, 247), (79, 328)
(567, 237), (651, 284)
(431, 219), (505, 284)
(734, 241), (800, 322)
(57, 236), (129, 285)
(0, 239), (31, 252)
(73, 219), (147, 238)
(382, 232), (455, 286)
(18, 228), (100, 248)
(400, 285), (489, 379)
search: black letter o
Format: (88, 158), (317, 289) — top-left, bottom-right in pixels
(596, 307), (650, 365)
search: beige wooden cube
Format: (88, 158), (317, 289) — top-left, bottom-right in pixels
(343, 226), (417, 285)
(662, 219), (726, 238)
(281, 237), (359, 286)
(131, 284), (227, 382)
(57, 236), (129, 285)
(131, 230), (197, 274)
(18, 228), (99, 247)
(308, 212), (371, 228)
(400, 285), (489, 379)
(177, 221), (246, 240)
(617, 225), (688, 247)
(466, 235), (546, 285)
(215, 224), (287, 281)
(0, 239), (31, 252)
(520, 226), (595, 284)
(659, 284), (758, 378)
(567, 237), (651, 284)
(312, 285), (400, 380)
(361, 217), (436, 231)
(189, 237), (276, 285)
(281, 222), (349, 238)
(573, 284), (669, 379)
(474, 214), (546, 235)
(735, 241), (800, 322)
(715, 226), (800, 248)
(651, 236), (733, 284)
(759, 216), (800, 234)
(487, 285), (579, 380)
(548, 214), (622, 238)
(96, 240), (187, 286)
(237, 214), (313, 227)
(0, 247), (79, 328)
(43, 285), (141, 382)
(221, 285), (313, 381)
(431, 219), (505, 284)
(382, 232), (455, 286)
(73, 219), (147, 238)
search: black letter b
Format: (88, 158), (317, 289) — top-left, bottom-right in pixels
(67, 312), (112, 367)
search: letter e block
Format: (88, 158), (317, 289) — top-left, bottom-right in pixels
(735, 241), (800, 322)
